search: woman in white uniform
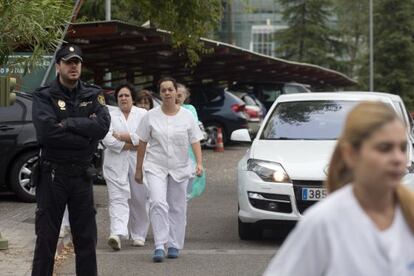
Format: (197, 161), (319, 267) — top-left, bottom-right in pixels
(102, 83), (149, 250)
(135, 77), (204, 262)
(263, 102), (414, 276)
(176, 83), (200, 200)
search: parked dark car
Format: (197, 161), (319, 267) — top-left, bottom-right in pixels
(229, 90), (266, 135)
(0, 92), (106, 202)
(229, 82), (311, 111)
(241, 94), (266, 118)
(189, 85), (249, 148)
(0, 92), (38, 202)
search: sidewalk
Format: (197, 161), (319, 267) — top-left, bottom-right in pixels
(0, 194), (36, 276)
(1, 146), (275, 276)
(0, 193), (70, 276)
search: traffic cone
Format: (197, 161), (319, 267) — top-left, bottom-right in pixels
(215, 128), (224, 153)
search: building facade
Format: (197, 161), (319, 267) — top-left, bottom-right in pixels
(217, 0), (285, 57)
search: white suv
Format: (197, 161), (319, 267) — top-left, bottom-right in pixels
(232, 92), (414, 240)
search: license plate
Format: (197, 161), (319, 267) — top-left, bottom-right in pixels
(302, 187), (327, 201)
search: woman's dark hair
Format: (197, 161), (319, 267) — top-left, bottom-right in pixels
(136, 89), (154, 109)
(114, 83), (136, 103)
(157, 77), (177, 92)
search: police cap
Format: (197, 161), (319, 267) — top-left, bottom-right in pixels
(55, 44), (83, 63)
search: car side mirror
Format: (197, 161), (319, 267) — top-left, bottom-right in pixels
(231, 129), (251, 142)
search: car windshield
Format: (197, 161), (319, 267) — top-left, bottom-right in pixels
(261, 100), (360, 140)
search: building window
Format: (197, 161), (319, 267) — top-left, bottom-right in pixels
(250, 25), (276, 56)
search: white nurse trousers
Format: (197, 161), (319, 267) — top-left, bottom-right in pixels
(146, 172), (188, 250)
(107, 165), (149, 241)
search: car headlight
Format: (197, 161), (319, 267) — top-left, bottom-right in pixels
(247, 159), (291, 183)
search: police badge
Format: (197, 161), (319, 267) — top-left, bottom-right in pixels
(98, 95), (106, 105)
(58, 100), (66, 110)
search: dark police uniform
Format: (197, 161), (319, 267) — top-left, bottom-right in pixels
(31, 47), (110, 275)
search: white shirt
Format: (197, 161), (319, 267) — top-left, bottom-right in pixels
(102, 106), (147, 186)
(137, 106), (203, 182)
(263, 185), (414, 276)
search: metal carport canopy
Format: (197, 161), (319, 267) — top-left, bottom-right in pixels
(65, 20), (356, 88)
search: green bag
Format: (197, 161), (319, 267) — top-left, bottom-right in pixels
(187, 147), (206, 199)
(189, 170), (206, 199)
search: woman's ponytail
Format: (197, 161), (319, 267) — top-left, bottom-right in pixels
(396, 185), (414, 233)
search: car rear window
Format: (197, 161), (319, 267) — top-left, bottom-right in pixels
(261, 100), (360, 140)
(242, 95), (257, 106)
(283, 84), (310, 94)
(205, 88), (223, 103)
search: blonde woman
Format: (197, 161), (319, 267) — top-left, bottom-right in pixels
(264, 101), (414, 276)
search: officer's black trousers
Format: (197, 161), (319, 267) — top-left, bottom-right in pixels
(32, 163), (97, 276)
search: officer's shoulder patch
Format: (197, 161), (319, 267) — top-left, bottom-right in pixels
(33, 85), (50, 97)
(97, 94), (106, 105)
(34, 85), (49, 93)
(83, 82), (101, 89)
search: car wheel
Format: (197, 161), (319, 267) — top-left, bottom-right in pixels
(10, 151), (38, 203)
(238, 218), (261, 240)
(204, 123), (226, 149)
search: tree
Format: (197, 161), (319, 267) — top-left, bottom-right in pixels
(275, 0), (345, 72)
(333, 0), (369, 79)
(364, 0), (414, 107)
(0, 0), (71, 70)
(77, 0), (222, 64)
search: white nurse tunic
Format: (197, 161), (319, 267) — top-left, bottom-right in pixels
(263, 184), (414, 276)
(102, 106), (149, 241)
(137, 106), (203, 249)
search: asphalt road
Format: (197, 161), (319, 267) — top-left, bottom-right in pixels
(55, 145), (282, 276)
(0, 145), (283, 275)
(0, 192), (36, 275)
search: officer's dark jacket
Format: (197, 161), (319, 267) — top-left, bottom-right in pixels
(32, 78), (110, 164)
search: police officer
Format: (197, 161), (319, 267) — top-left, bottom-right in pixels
(31, 44), (110, 276)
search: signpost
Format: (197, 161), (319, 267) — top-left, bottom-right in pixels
(0, 76), (16, 107)
(0, 232), (8, 250)
(0, 54), (54, 93)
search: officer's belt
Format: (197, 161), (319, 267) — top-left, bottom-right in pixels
(42, 160), (89, 175)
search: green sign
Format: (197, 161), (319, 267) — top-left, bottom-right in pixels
(0, 53), (56, 93)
